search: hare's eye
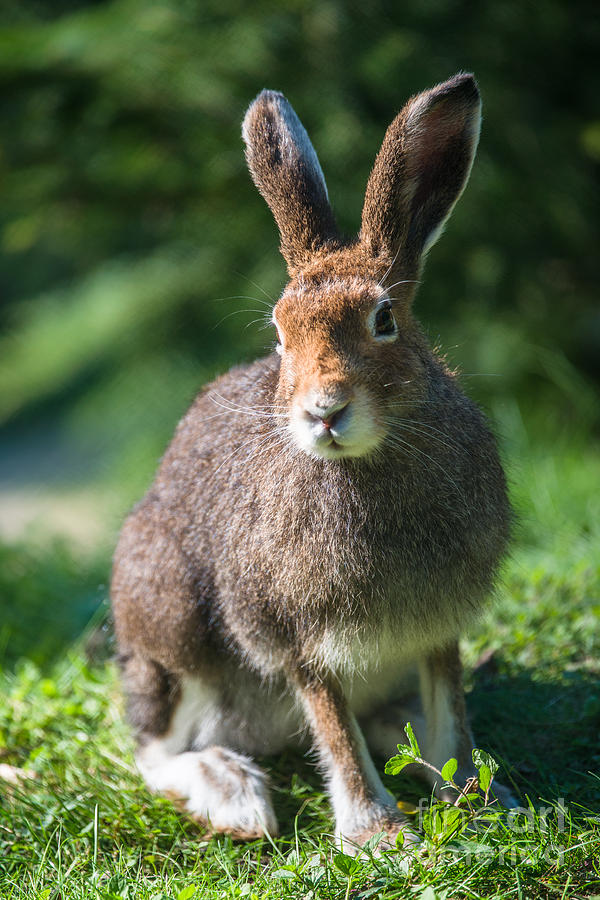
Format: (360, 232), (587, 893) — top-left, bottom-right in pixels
(272, 317), (284, 354)
(373, 302), (396, 338)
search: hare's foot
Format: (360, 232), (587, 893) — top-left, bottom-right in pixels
(137, 743), (278, 839)
(338, 807), (420, 855)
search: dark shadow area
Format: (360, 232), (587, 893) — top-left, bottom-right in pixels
(468, 665), (600, 810)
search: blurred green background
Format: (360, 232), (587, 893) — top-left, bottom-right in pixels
(0, 0), (598, 668)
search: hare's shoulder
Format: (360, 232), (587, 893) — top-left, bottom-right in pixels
(186, 353), (278, 428)
(188, 353), (280, 424)
(155, 354), (280, 477)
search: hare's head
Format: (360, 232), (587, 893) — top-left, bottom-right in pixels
(242, 74), (481, 461)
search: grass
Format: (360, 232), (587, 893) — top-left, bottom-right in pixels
(1, 422), (599, 898)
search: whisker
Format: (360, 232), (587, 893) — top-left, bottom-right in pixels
(201, 408), (283, 424)
(374, 398), (443, 407)
(207, 407), (284, 423)
(208, 390), (280, 411)
(394, 425), (458, 455)
(208, 396), (276, 416)
(385, 278), (422, 293)
(236, 429), (295, 473)
(244, 316), (274, 331)
(377, 249), (401, 288)
(212, 424), (287, 478)
(382, 432), (464, 498)
(211, 294), (274, 309)
(235, 273), (277, 304)
(382, 417), (461, 453)
(212, 308), (275, 331)
(207, 392), (286, 420)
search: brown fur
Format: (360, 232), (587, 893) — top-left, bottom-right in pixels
(300, 676), (375, 808)
(111, 73), (512, 846)
(242, 90), (341, 272)
(361, 72), (481, 279)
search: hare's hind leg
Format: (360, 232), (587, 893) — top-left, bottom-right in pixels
(138, 743), (278, 839)
(418, 642), (474, 778)
(121, 655), (278, 838)
(419, 642), (516, 807)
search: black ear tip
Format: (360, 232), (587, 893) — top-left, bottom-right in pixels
(242, 88), (289, 140)
(242, 90), (288, 143)
(247, 89), (288, 117)
(254, 89), (286, 105)
(443, 72), (480, 105)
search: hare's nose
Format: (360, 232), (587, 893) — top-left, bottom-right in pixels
(304, 398), (350, 430)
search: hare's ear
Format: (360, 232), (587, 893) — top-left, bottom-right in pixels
(360, 73), (481, 277)
(242, 90), (340, 273)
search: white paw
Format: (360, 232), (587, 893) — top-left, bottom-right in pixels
(336, 806), (421, 856)
(188, 746), (278, 837)
(137, 743), (278, 838)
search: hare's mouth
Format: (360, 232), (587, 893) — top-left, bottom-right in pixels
(289, 390), (383, 460)
(304, 438), (357, 460)
(296, 433), (379, 461)
(311, 433), (346, 458)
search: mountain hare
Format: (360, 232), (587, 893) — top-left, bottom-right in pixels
(112, 73), (513, 850)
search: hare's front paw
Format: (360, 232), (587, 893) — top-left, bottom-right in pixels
(337, 809), (420, 856)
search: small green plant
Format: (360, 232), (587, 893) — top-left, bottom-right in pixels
(385, 723), (507, 859)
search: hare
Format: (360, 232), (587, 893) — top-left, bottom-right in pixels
(111, 73), (513, 850)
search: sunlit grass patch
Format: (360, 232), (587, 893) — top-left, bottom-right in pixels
(1, 652), (598, 898)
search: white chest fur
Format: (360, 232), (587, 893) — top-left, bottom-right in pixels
(310, 622), (421, 717)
